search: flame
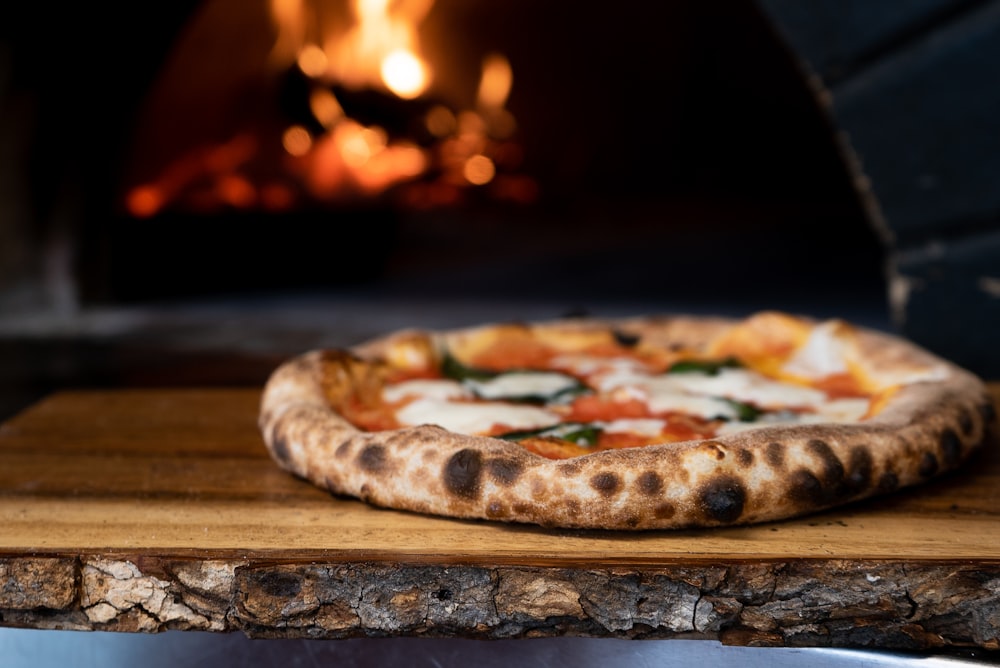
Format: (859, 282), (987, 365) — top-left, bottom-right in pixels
(477, 53), (512, 109)
(126, 1), (535, 216)
(273, 0), (433, 98)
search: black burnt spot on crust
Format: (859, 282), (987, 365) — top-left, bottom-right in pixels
(635, 471), (663, 496)
(958, 406), (975, 437)
(358, 443), (388, 473)
(844, 446), (874, 495)
(335, 439), (353, 458)
(878, 471), (899, 493)
(940, 428), (962, 468)
(486, 458), (524, 486)
(807, 440), (845, 489)
(735, 448), (754, 467)
(697, 475), (746, 524)
(560, 462), (582, 477)
(270, 431), (293, 467)
(412, 426), (449, 443)
(919, 452), (939, 477)
(788, 469), (824, 505)
(590, 471), (622, 498)
(444, 448), (483, 500)
(765, 442), (785, 469)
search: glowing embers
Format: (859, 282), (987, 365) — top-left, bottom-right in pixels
(124, 0), (535, 219)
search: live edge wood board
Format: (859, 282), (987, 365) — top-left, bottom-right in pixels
(1, 386), (999, 651)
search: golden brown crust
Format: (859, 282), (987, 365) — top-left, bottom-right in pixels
(258, 312), (997, 530)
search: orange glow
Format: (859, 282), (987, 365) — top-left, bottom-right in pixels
(260, 182), (296, 211)
(477, 53), (512, 109)
(309, 89), (343, 128)
(381, 49), (428, 99)
(425, 105), (456, 137)
(463, 154), (495, 185)
(282, 125), (313, 156)
(126, 185), (164, 218)
(297, 44), (329, 78)
(216, 174), (256, 208)
(305, 120), (428, 199)
(138, 2), (530, 215)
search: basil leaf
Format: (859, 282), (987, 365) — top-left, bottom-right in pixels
(719, 398), (762, 422)
(494, 379), (588, 405)
(497, 422), (602, 446)
(667, 357), (742, 376)
(440, 350), (498, 382)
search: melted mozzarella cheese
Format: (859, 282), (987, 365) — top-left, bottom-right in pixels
(465, 371), (579, 400)
(382, 379), (470, 403)
(642, 390), (739, 420)
(813, 397), (870, 422)
(666, 368), (828, 409)
(601, 418), (667, 436)
(782, 320), (850, 379)
(715, 397), (872, 435)
(395, 398), (560, 435)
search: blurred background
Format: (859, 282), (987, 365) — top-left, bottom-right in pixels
(1, 1), (999, 663)
(5, 0), (996, 421)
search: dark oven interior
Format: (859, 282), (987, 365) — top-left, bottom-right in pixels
(3, 0), (880, 307)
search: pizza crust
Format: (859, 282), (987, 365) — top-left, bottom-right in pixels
(258, 313), (997, 530)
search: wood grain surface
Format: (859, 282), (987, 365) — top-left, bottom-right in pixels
(1, 387), (999, 650)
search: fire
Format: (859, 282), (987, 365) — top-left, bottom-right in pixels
(124, 0), (535, 218)
(380, 48), (428, 99)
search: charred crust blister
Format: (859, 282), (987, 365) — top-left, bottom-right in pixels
(845, 446), (874, 493)
(590, 471), (622, 497)
(735, 448), (754, 467)
(270, 432), (293, 467)
(444, 449), (483, 500)
(919, 452), (939, 478)
(788, 469), (824, 505)
(877, 471), (900, 493)
(335, 440), (353, 458)
(806, 440), (845, 486)
(957, 406), (975, 437)
(697, 475), (746, 524)
(486, 458), (524, 486)
(635, 470), (664, 496)
(357, 443), (389, 473)
(765, 442), (785, 469)
(939, 428), (963, 468)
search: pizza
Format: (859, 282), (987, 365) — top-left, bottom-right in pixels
(258, 311), (996, 530)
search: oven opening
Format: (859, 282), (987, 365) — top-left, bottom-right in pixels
(2, 1), (884, 312)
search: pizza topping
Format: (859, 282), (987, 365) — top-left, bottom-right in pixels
(667, 357), (742, 375)
(382, 378), (471, 403)
(260, 311), (991, 530)
(781, 320), (851, 380)
(463, 371), (587, 404)
(395, 397), (560, 435)
(497, 421), (602, 446)
(354, 319), (894, 457)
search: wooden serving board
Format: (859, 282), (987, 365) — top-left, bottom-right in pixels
(1, 387), (999, 651)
